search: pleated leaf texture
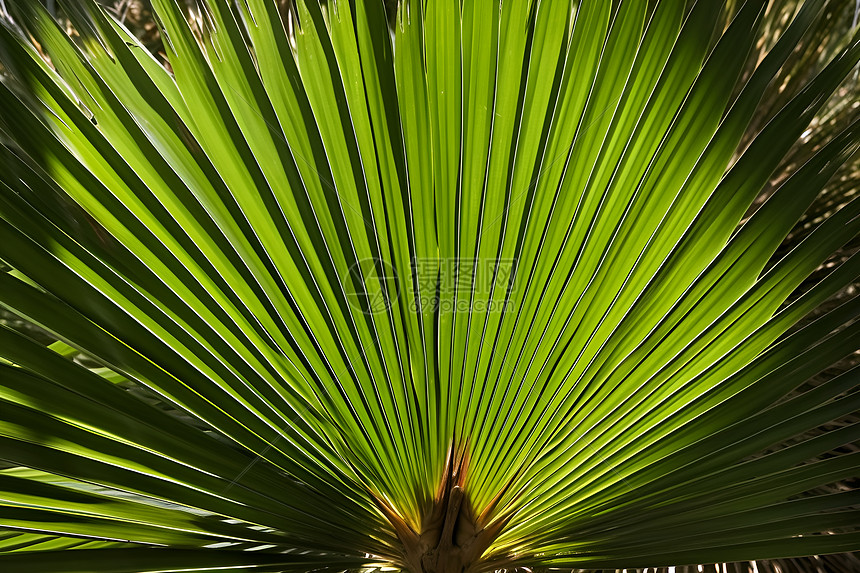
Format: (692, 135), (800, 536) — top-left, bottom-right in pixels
(0, 0), (859, 572)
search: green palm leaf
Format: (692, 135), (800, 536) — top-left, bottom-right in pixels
(0, 0), (858, 571)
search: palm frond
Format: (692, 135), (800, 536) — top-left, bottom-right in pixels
(0, 0), (859, 571)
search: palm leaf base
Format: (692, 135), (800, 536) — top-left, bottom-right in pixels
(375, 448), (506, 573)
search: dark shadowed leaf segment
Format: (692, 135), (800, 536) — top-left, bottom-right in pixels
(0, 0), (859, 571)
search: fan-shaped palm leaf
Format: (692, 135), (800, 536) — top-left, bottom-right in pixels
(0, 0), (859, 571)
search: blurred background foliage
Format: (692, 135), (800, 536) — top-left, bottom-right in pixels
(0, 1), (858, 572)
